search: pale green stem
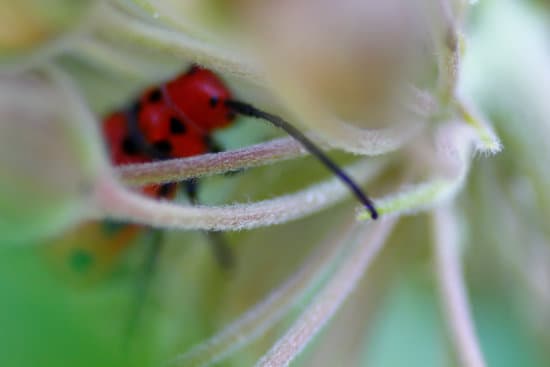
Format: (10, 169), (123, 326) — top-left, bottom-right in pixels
(256, 218), (397, 367)
(168, 218), (359, 367)
(432, 204), (487, 367)
(358, 122), (477, 221)
(93, 159), (384, 231)
(118, 137), (307, 186)
(455, 97), (502, 154)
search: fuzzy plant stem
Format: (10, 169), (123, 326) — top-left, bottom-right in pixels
(256, 218), (397, 367)
(433, 204), (487, 367)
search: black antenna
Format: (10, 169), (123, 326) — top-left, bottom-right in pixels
(225, 100), (378, 219)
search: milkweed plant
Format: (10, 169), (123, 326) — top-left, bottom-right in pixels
(1, 0), (549, 366)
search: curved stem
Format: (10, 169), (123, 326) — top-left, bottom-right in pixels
(359, 122), (476, 221)
(226, 100), (378, 218)
(455, 97), (502, 154)
(118, 137), (306, 186)
(168, 218), (359, 367)
(256, 218), (396, 367)
(432, 205), (487, 367)
(95, 160), (384, 231)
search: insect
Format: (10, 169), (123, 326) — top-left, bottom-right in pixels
(47, 65), (378, 337)
(49, 67), (235, 283)
(116, 65), (378, 215)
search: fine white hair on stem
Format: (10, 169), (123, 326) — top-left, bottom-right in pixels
(115, 121), (489, 233)
(432, 205), (487, 367)
(256, 218), (397, 367)
(456, 96), (502, 154)
(93, 159), (385, 231)
(97, 3), (263, 82)
(118, 137), (307, 186)
(168, 218), (359, 367)
(358, 121), (478, 221)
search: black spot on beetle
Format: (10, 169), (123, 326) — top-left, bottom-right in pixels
(209, 97), (219, 108)
(170, 117), (186, 134)
(153, 140), (172, 155)
(132, 101), (141, 113)
(148, 89), (162, 103)
(122, 136), (140, 155)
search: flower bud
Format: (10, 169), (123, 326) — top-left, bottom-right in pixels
(234, 0), (433, 129)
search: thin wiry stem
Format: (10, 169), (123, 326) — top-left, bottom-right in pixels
(432, 205), (487, 367)
(114, 122), (483, 231)
(225, 100), (378, 218)
(118, 137), (306, 186)
(256, 218), (397, 367)
(94, 160), (384, 231)
(168, 218), (359, 367)
(97, 3), (263, 82)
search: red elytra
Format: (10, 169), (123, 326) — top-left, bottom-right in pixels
(102, 111), (150, 166)
(51, 66), (237, 280)
(48, 67), (235, 281)
(101, 66), (237, 200)
(101, 112), (176, 199)
(164, 66), (236, 132)
(137, 87), (209, 159)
